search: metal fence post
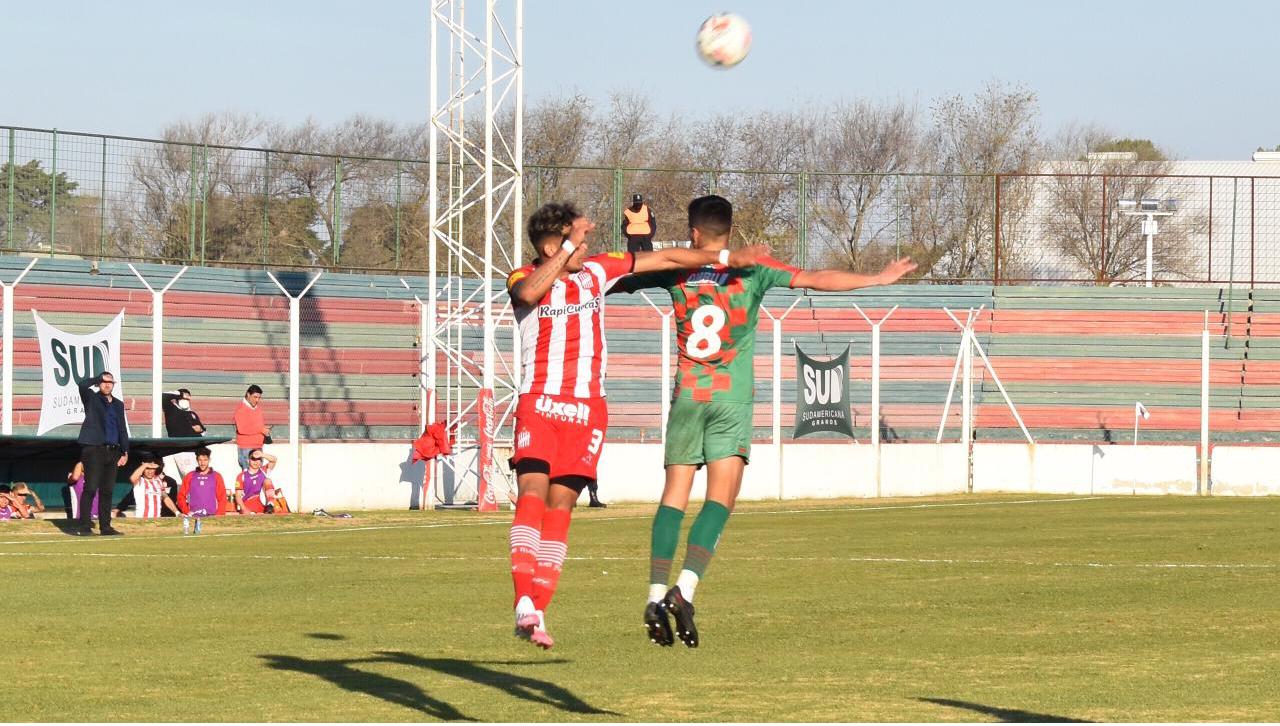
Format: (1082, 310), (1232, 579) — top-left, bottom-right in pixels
(1250, 177), (1256, 289)
(993, 174), (1001, 284)
(199, 145), (208, 265)
(334, 158), (344, 265)
(267, 271), (323, 513)
(129, 265), (189, 437)
(1099, 175), (1108, 283)
(262, 149), (270, 266)
(612, 167), (623, 251)
(395, 160), (403, 269)
(7, 128), (15, 250)
(188, 145), (197, 262)
(99, 136), (107, 260)
(894, 174), (902, 259)
(49, 129), (57, 256)
(797, 171), (808, 266)
(1, 259), (37, 434)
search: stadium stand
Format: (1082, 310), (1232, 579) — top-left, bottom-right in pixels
(3, 255), (1276, 450)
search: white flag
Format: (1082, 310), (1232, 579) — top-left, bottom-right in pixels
(34, 310), (125, 435)
(1135, 401), (1150, 421)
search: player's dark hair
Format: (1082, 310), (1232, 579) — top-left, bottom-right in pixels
(526, 202), (581, 248)
(178, 388), (191, 397)
(246, 384), (263, 396)
(194, 447), (212, 458)
(688, 195), (733, 237)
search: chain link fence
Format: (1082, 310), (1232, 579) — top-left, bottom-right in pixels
(6, 125), (1280, 284)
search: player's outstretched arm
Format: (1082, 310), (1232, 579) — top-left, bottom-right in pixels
(633, 244), (768, 274)
(791, 257), (917, 291)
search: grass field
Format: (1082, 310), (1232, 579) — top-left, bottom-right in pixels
(3, 494), (1280, 722)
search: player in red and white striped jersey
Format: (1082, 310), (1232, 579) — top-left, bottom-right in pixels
(504, 202), (764, 649)
(128, 458), (180, 519)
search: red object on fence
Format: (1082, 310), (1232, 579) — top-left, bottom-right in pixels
(411, 422), (454, 462)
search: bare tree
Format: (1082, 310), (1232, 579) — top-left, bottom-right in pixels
(807, 99), (919, 273)
(908, 82), (1041, 281)
(129, 112), (270, 263)
(1040, 126), (1203, 283)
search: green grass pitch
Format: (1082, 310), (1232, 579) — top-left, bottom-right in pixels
(3, 494), (1279, 721)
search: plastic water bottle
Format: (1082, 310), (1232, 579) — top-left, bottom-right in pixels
(182, 516), (190, 535)
(194, 517), (202, 535)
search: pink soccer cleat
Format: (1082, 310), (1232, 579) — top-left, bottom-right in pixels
(514, 611), (539, 640)
(529, 610), (554, 650)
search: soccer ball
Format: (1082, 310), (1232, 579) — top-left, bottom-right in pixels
(696, 13), (752, 68)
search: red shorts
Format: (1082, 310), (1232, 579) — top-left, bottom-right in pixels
(512, 393), (608, 482)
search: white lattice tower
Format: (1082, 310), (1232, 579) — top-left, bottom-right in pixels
(429, 0), (523, 509)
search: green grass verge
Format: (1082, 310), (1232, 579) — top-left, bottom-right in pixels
(2, 494), (1279, 721)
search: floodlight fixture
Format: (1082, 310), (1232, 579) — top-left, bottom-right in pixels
(1117, 198), (1179, 287)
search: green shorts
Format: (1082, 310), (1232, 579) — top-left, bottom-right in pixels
(663, 397), (753, 466)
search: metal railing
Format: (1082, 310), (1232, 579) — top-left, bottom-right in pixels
(4, 125), (1280, 284)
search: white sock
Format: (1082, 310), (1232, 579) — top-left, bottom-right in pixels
(648, 584), (668, 604)
(515, 595), (535, 617)
(676, 570), (700, 603)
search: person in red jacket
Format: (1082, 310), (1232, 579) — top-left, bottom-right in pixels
(233, 385), (272, 471)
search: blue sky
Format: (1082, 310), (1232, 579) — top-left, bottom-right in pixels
(6, 0), (1273, 159)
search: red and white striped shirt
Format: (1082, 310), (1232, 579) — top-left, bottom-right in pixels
(506, 252), (635, 399)
(133, 475), (167, 519)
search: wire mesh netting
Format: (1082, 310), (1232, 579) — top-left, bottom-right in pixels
(8, 126), (1280, 284)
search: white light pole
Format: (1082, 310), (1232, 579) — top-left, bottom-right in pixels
(1118, 199), (1177, 287)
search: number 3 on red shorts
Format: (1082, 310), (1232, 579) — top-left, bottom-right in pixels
(586, 429), (604, 455)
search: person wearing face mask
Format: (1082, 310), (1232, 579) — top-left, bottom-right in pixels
(163, 388), (206, 478)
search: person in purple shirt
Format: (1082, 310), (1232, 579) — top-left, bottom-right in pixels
(66, 461), (101, 522)
(177, 448), (227, 517)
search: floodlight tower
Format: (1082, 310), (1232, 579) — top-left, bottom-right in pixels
(429, 0), (523, 510)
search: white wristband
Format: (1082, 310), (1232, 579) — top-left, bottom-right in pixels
(718, 249), (730, 266)
(561, 239), (576, 255)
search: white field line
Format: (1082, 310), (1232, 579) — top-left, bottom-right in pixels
(0, 550), (1274, 571)
(0, 496), (1102, 548)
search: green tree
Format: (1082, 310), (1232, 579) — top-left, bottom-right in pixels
(1091, 138), (1167, 161)
(0, 160), (80, 250)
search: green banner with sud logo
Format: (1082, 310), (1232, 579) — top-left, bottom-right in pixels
(793, 344), (854, 439)
(34, 310), (125, 435)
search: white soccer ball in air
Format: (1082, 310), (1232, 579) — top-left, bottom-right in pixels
(696, 13), (752, 68)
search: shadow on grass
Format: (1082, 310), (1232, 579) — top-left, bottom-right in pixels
(260, 653), (475, 721)
(259, 649), (619, 719)
(917, 697), (1093, 723)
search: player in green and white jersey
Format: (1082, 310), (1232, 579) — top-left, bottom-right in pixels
(616, 195), (916, 647)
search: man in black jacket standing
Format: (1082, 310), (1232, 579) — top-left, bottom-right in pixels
(163, 388), (205, 480)
(75, 372), (130, 536)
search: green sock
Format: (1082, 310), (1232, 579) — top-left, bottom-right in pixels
(681, 501), (731, 578)
(649, 505), (685, 588)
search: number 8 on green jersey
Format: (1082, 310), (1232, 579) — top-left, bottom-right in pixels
(624, 255), (799, 466)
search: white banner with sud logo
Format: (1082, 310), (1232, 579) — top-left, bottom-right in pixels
(33, 310), (125, 435)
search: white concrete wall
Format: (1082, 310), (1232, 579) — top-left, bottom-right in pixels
(972, 443), (1199, 496)
(1207, 446), (1280, 496)
(190, 441), (1279, 511)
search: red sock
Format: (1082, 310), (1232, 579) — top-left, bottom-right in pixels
(509, 495), (545, 607)
(532, 508), (572, 611)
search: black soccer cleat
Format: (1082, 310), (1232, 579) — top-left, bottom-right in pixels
(644, 601), (674, 647)
(660, 586), (698, 648)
